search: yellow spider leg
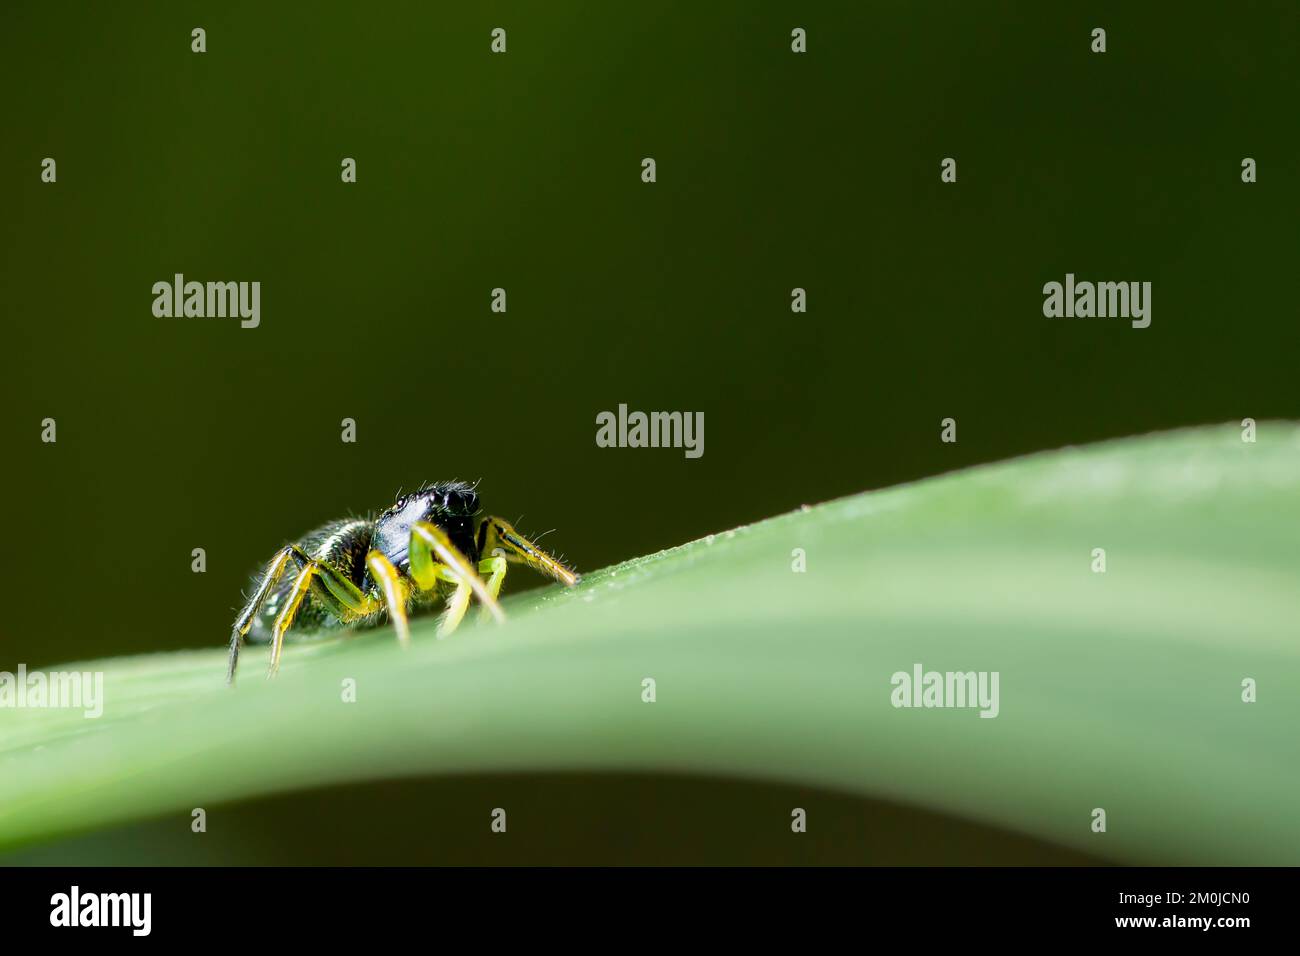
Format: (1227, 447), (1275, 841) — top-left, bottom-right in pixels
(228, 545), (296, 683)
(480, 554), (507, 602)
(477, 516), (580, 586)
(432, 557), (505, 635)
(236, 546), (382, 681)
(365, 550), (411, 646)
(229, 544), (382, 684)
(268, 562), (317, 678)
(230, 541), (384, 686)
(472, 554), (508, 623)
(433, 565), (473, 637)
(312, 563), (382, 621)
(409, 521), (505, 622)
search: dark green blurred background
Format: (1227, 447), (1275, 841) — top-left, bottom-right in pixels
(2, 1), (1295, 863)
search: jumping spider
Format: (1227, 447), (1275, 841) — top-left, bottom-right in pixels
(227, 481), (580, 682)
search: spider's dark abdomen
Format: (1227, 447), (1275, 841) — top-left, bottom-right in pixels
(246, 517), (375, 643)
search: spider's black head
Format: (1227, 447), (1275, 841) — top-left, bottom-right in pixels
(373, 481), (481, 570)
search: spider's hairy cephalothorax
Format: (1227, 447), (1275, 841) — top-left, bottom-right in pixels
(226, 482), (579, 682)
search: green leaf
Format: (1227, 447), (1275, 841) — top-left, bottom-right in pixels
(1, 422), (1296, 863)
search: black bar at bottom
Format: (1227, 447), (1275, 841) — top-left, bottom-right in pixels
(0, 866), (1286, 940)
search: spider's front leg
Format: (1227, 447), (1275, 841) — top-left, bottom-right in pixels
(468, 517), (581, 623)
(408, 521), (505, 637)
(477, 516), (581, 587)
